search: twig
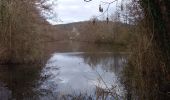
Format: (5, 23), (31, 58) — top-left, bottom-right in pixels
(84, 0), (118, 19)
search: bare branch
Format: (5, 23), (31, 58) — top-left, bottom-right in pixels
(84, 0), (92, 2)
(84, 0), (119, 23)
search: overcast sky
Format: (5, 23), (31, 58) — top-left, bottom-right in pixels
(46, 0), (120, 25)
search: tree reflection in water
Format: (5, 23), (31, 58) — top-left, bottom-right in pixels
(37, 52), (127, 100)
(0, 64), (42, 100)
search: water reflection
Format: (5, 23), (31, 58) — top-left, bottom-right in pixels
(0, 64), (42, 100)
(38, 52), (127, 100)
(0, 52), (127, 100)
(81, 52), (127, 75)
(44, 41), (122, 54)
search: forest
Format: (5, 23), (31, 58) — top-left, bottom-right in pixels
(0, 0), (169, 100)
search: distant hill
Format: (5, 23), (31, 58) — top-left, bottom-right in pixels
(54, 21), (89, 32)
(45, 21), (132, 44)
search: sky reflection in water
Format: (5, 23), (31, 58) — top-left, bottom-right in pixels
(38, 52), (126, 99)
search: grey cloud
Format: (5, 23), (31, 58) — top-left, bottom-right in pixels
(47, 0), (118, 24)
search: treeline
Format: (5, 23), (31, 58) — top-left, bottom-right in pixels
(0, 0), (50, 64)
(78, 21), (135, 45)
(54, 20), (135, 48)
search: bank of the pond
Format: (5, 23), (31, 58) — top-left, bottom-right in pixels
(0, 44), (128, 100)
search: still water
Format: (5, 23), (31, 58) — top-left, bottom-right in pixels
(0, 42), (127, 100)
(38, 52), (127, 100)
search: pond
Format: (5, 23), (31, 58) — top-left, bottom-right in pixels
(37, 52), (127, 100)
(0, 41), (128, 100)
